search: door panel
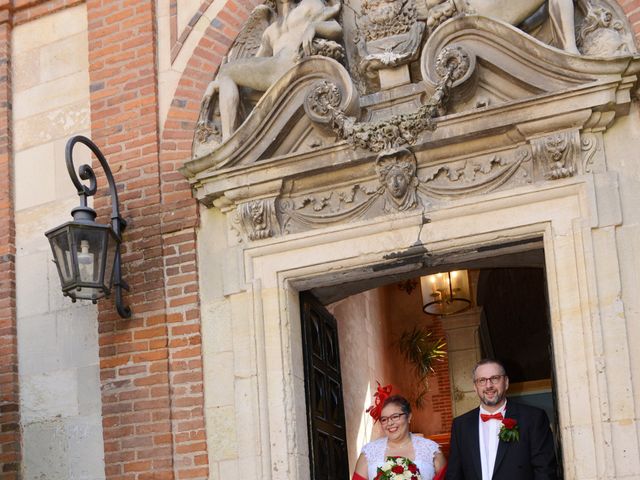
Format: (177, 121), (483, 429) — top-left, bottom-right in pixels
(300, 292), (349, 480)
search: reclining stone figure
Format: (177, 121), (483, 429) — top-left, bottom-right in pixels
(200, 0), (343, 142)
(424, 0), (579, 54)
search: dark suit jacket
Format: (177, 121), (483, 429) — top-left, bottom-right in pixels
(445, 402), (557, 480)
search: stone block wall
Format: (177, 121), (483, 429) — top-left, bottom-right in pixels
(11, 3), (104, 480)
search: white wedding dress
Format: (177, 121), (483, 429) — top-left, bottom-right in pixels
(361, 434), (440, 480)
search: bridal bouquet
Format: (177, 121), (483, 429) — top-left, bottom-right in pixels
(375, 456), (422, 480)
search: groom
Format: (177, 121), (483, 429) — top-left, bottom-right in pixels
(446, 359), (557, 480)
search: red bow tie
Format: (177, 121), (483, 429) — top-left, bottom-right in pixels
(480, 412), (504, 422)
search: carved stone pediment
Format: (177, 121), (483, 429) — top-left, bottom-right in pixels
(421, 15), (640, 113)
(181, 4), (640, 244)
(185, 57), (359, 171)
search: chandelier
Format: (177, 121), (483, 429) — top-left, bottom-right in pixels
(420, 270), (471, 316)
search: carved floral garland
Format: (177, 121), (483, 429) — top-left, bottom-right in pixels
(305, 45), (470, 153)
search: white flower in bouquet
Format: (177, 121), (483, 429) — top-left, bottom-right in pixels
(375, 456), (422, 480)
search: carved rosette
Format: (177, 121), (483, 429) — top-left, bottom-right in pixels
(304, 80), (343, 122)
(531, 131), (580, 180)
(236, 199), (279, 241)
(435, 45), (471, 83)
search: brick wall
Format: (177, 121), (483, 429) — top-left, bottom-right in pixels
(0, 3), (18, 478)
(86, 0), (207, 478)
(620, 0), (640, 36)
(155, 0), (263, 476)
(430, 318), (453, 433)
(11, 0), (83, 24)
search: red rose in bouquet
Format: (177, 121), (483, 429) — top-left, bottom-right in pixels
(376, 456), (422, 479)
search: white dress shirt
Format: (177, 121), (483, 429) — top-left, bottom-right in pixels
(478, 401), (507, 480)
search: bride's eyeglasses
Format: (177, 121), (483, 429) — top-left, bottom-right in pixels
(379, 413), (407, 425)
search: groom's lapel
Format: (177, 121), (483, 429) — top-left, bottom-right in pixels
(492, 403), (518, 477)
(467, 409), (482, 480)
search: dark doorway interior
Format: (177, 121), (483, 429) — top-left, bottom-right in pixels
(477, 267), (563, 478)
(477, 267), (551, 383)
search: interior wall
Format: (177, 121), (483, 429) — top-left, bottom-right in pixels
(327, 288), (389, 471)
(328, 280), (454, 471)
(382, 284), (451, 437)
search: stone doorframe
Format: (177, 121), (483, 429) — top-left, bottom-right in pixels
(198, 170), (639, 479)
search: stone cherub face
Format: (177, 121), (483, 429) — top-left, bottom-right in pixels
(376, 148), (419, 211)
(385, 166), (411, 198)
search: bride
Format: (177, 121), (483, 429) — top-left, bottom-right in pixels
(352, 395), (447, 480)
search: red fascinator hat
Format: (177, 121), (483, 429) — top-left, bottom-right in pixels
(366, 382), (392, 422)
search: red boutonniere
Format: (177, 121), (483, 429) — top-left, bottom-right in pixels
(499, 417), (520, 442)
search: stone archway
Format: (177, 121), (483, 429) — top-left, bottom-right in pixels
(193, 173), (638, 478)
(183, 2), (640, 478)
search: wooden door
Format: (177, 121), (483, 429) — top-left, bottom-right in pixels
(300, 292), (349, 480)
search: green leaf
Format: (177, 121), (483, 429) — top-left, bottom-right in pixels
(397, 326), (447, 409)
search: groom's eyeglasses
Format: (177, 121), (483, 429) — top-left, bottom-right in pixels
(474, 375), (505, 386)
(379, 413), (407, 425)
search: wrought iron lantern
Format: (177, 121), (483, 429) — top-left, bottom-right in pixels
(45, 135), (131, 318)
(420, 270), (471, 316)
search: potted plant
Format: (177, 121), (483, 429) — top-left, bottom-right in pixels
(397, 326), (447, 408)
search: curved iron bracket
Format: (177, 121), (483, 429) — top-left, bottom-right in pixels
(66, 135), (131, 318)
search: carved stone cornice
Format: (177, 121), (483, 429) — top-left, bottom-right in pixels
(181, 15), (640, 243)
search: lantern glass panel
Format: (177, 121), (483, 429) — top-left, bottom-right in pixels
(71, 227), (107, 285)
(49, 227), (74, 286)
